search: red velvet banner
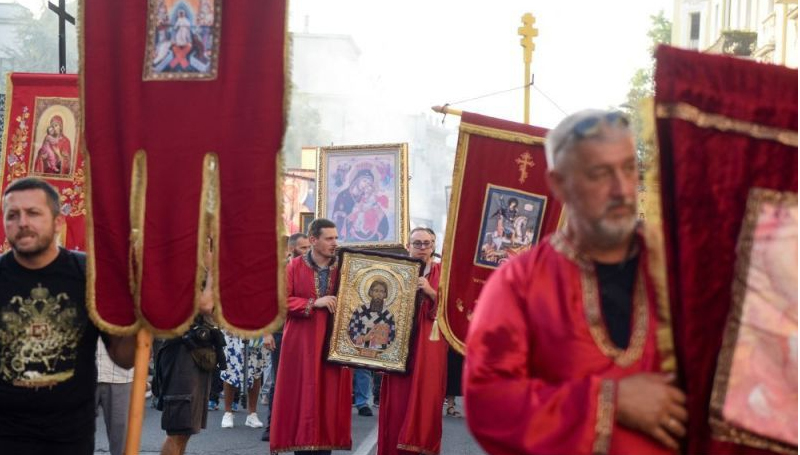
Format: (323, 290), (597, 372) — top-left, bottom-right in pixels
(656, 45), (797, 455)
(1, 73), (85, 252)
(82, 1), (287, 335)
(439, 112), (563, 353)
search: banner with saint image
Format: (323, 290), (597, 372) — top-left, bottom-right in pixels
(438, 112), (563, 354)
(0, 73), (84, 253)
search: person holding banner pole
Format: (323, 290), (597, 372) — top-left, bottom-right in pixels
(464, 110), (687, 455)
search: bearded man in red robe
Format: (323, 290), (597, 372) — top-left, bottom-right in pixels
(270, 218), (352, 454)
(377, 226), (448, 455)
(464, 109), (687, 455)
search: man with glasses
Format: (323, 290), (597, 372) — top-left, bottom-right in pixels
(464, 109), (687, 455)
(377, 227), (449, 455)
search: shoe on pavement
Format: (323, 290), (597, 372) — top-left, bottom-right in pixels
(357, 406), (373, 417)
(261, 427), (270, 441)
(245, 412), (264, 428)
(221, 412), (234, 428)
(208, 400), (219, 411)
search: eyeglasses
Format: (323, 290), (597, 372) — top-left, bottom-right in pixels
(554, 111), (629, 154)
(411, 241), (434, 249)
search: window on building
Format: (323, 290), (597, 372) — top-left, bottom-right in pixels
(690, 12), (701, 48)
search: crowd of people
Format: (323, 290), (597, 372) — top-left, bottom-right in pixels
(1, 108), (699, 455)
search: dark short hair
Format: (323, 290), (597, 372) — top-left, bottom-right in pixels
(308, 218), (336, 238)
(410, 226), (435, 240)
(287, 232), (308, 247)
(3, 177), (60, 216)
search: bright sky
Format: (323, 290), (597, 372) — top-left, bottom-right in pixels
(288, 0), (673, 128)
(15, 0), (674, 128)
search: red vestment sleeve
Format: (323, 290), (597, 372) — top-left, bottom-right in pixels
(286, 257), (312, 318)
(464, 254), (615, 455)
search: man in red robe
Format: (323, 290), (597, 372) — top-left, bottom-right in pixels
(377, 227), (449, 455)
(270, 218), (352, 454)
(464, 109), (687, 455)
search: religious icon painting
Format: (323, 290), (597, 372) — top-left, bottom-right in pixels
(143, 0), (221, 80)
(299, 211), (314, 235)
(709, 188), (798, 452)
(317, 143), (409, 249)
(28, 97), (80, 181)
(474, 184), (547, 269)
(327, 248), (423, 373)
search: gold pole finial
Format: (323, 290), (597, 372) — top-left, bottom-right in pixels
(518, 13), (538, 124)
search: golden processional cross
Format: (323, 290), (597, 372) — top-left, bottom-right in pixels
(518, 13), (538, 124)
(515, 152), (535, 183)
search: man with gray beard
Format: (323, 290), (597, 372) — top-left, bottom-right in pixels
(464, 110), (687, 455)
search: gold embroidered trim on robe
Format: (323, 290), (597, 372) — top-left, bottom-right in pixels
(592, 379), (616, 455)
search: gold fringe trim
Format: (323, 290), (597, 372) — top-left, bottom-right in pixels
(84, 147), (140, 336)
(196, 152), (221, 328)
(270, 444), (351, 454)
(437, 130), (470, 355)
(656, 102), (798, 148)
(129, 150), (147, 296)
(592, 379), (616, 455)
(643, 224), (676, 373)
(459, 122), (546, 146)
(710, 416), (798, 455)
(397, 443), (439, 455)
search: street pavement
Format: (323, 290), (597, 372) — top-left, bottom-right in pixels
(94, 397), (487, 455)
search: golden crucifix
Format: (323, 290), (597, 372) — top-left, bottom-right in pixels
(518, 13), (538, 124)
(515, 151), (535, 183)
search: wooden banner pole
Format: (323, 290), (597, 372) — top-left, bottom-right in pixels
(124, 327), (153, 455)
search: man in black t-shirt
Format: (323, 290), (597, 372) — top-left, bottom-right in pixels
(0, 177), (135, 455)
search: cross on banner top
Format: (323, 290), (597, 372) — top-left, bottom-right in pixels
(518, 13), (538, 64)
(48, 0), (76, 74)
(515, 151), (535, 183)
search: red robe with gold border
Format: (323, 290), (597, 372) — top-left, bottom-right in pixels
(464, 229), (674, 455)
(378, 262), (449, 455)
(270, 254), (352, 452)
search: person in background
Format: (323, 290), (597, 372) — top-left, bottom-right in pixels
(377, 227), (448, 455)
(96, 339), (134, 455)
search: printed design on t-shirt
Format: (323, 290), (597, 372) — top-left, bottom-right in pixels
(0, 283), (83, 387)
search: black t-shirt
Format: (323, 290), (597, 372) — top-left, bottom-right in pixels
(0, 248), (102, 442)
(595, 255), (639, 350)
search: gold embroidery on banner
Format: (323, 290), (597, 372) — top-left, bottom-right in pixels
(550, 230), (649, 367)
(397, 444), (438, 455)
(3, 102), (31, 184)
(655, 102), (798, 148)
(592, 379), (616, 455)
(708, 188), (798, 455)
(515, 151), (535, 183)
(60, 167), (86, 217)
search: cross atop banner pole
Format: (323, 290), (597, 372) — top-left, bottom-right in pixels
(518, 12), (537, 124)
(48, 0), (75, 74)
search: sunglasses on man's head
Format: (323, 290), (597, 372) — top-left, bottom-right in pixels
(570, 111), (629, 140)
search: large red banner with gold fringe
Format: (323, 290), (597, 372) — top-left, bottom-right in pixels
(82, 1), (287, 336)
(438, 112), (563, 353)
(1, 73), (85, 252)
(656, 45), (797, 455)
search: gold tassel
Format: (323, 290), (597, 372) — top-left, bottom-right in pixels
(429, 318), (441, 341)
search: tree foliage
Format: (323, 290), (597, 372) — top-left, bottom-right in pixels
(623, 10), (672, 169)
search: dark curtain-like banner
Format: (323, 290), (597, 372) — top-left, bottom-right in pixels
(439, 112), (562, 354)
(82, 1), (287, 336)
(656, 45), (797, 455)
(1, 74), (85, 252)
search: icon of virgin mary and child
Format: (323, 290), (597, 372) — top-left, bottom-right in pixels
(332, 168), (390, 242)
